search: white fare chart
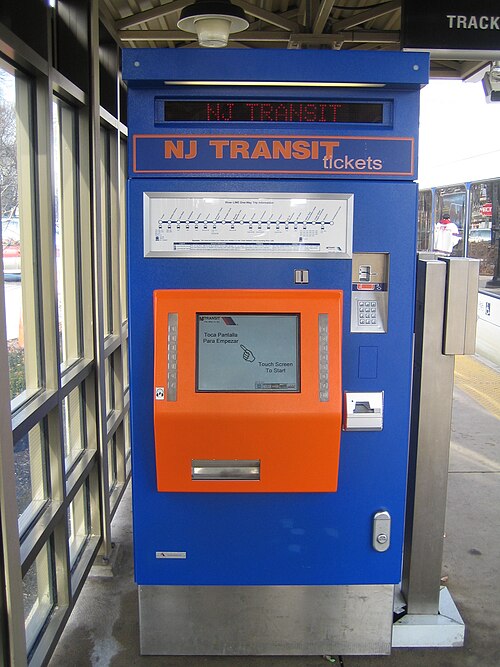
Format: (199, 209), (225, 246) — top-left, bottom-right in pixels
(144, 193), (353, 259)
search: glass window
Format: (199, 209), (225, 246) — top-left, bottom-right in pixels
(15, 421), (48, 528)
(100, 127), (113, 335)
(53, 97), (83, 368)
(119, 138), (128, 324)
(124, 412), (131, 465)
(62, 385), (86, 470)
(434, 186), (466, 257)
(1, 66), (41, 406)
(469, 180), (499, 283)
(417, 190), (433, 252)
(23, 542), (54, 652)
(122, 336), (129, 392)
(68, 482), (90, 569)
(105, 355), (114, 417)
(108, 432), (118, 493)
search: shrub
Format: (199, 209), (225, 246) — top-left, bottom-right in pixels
(7, 340), (25, 399)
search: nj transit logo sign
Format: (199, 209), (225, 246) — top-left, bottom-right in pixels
(132, 134), (415, 179)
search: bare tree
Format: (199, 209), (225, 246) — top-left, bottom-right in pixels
(0, 72), (18, 219)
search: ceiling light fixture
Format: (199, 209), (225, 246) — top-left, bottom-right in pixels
(177, 0), (249, 48)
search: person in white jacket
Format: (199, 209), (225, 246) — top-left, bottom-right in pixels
(434, 213), (461, 254)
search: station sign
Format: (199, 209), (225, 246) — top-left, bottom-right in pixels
(132, 133), (415, 179)
(402, 0), (500, 51)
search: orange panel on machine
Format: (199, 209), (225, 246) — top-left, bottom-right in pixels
(153, 290), (342, 492)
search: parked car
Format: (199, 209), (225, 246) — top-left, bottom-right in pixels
(2, 218), (21, 279)
(3, 240), (21, 273)
(469, 228), (492, 243)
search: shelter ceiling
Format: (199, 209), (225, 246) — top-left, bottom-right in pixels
(100, 0), (490, 80)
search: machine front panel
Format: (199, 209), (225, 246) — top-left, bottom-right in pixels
(129, 178), (417, 585)
(153, 289), (342, 493)
(125, 50), (427, 593)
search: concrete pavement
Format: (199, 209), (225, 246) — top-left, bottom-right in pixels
(49, 361), (500, 667)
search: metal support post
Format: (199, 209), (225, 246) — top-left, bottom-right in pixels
(395, 255), (479, 647)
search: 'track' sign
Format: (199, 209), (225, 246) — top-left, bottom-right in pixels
(402, 0), (500, 51)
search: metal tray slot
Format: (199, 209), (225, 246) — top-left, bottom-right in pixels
(192, 460), (260, 481)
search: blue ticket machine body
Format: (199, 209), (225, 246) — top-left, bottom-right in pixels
(123, 49), (429, 655)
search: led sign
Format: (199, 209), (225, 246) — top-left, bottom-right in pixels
(162, 100), (384, 124)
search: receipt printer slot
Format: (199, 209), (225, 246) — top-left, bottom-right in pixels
(344, 392), (384, 430)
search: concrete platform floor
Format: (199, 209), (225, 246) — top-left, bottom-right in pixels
(49, 359), (500, 667)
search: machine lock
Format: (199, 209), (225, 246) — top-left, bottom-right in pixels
(373, 510), (391, 552)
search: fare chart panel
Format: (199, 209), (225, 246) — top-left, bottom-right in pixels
(144, 193), (353, 259)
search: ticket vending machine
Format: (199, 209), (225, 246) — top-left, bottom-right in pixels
(123, 49), (429, 655)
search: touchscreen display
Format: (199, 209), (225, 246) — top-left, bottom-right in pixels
(196, 314), (300, 392)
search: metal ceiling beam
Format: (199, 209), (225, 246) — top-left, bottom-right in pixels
(232, 0), (300, 31)
(459, 61), (489, 81)
(313, 0), (335, 36)
(330, 0), (400, 32)
(115, 0), (300, 32)
(248, 8), (301, 34)
(298, 30), (399, 44)
(425, 60), (488, 82)
(429, 68), (464, 79)
(119, 30), (278, 42)
(105, 0), (481, 82)
(99, 2), (122, 42)
(116, 0), (189, 30)
(431, 60), (461, 72)
(118, 29), (400, 44)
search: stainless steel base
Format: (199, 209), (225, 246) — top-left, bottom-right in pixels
(139, 584), (394, 655)
(393, 587), (465, 648)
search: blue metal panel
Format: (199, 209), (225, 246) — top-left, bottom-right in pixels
(132, 134), (416, 180)
(123, 49), (429, 88)
(125, 50), (425, 587)
(128, 178), (417, 585)
(126, 82), (422, 181)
